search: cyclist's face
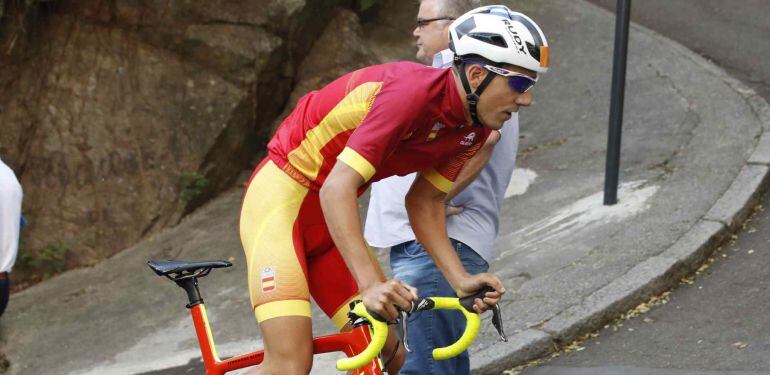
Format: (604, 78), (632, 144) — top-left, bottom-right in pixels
(413, 0), (451, 64)
(470, 65), (536, 129)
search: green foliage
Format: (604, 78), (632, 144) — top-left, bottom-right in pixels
(16, 241), (71, 279)
(359, 0), (379, 12)
(179, 171), (209, 204)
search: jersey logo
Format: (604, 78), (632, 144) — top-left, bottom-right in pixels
(426, 122), (446, 142)
(460, 132), (477, 146)
(261, 266), (276, 293)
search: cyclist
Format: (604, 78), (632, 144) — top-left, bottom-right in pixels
(239, 8), (546, 374)
(365, 4), (549, 374)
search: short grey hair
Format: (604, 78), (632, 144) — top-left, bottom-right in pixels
(432, 0), (480, 18)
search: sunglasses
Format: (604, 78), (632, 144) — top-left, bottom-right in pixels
(460, 58), (538, 93)
(416, 16), (456, 29)
(483, 64), (538, 93)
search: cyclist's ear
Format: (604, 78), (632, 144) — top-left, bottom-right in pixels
(466, 64), (488, 90)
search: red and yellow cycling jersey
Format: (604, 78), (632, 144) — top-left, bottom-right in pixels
(268, 61), (490, 194)
(242, 62), (491, 327)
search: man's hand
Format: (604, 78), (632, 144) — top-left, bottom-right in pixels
(454, 273), (506, 313)
(361, 280), (418, 321)
(445, 204), (464, 216)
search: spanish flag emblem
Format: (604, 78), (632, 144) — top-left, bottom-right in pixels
(261, 267), (276, 293)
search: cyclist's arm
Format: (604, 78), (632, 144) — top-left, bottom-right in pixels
(405, 175), (470, 287)
(406, 173), (505, 311)
(320, 161), (415, 319)
(446, 129), (500, 201)
(320, 162), (383, 288)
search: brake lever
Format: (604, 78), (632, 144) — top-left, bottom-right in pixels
(395, 310), (411, 353)
(348, 300), (416, 353)
(458, 286), (507, 342)
(397, 298), (434, 353)
(491, 304), (507, 342)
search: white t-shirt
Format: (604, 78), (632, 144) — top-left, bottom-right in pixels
(1, 157), (23, 273)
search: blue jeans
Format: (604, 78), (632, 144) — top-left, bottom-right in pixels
(390, 239), (489, 375)
(0, 273), (9, 317)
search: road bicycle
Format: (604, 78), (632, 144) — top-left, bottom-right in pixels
(147, 259), (507, 374)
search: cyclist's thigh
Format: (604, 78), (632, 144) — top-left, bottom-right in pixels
(308, 245), (384, 330)
(240, 159), (314, 323)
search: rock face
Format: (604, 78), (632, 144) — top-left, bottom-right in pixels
(272, 8), (381, 132)
(0, 0), (352, 274)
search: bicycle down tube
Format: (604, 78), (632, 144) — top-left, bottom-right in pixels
(189, 302), (383, 375)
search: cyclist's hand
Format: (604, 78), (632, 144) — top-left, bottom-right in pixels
(445, 204), (464, 216)
(455, 273), (506, 313)
(361, 279), (418, 321)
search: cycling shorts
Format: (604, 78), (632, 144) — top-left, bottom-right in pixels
(239, 158), (380, 329)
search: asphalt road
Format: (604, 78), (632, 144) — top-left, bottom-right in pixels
(587, 0), (770, 102)
(522, 195), (770, 374)
(522, 2), (770, 373)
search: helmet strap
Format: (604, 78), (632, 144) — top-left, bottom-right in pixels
(458, 60), (497, 127)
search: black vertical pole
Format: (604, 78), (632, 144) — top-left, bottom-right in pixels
(604, 0), (632, 205)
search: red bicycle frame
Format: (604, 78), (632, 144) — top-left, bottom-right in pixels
(148, 260), (504, 374)
(190, 303), (383, 374)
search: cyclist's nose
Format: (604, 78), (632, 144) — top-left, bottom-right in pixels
(516, 91), (533, 107)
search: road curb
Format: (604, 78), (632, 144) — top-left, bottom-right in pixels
(704, 164), (770, 231)
(472, 4), (770, 373)
(472, 330), (554, 375)
(540, 256), (678, 344)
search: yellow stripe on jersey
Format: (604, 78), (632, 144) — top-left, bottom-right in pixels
(330, 294), (363, 330)
(337, 147), (376, 182)
(287, 82), (383, 180)
(422, 168), (453, 193)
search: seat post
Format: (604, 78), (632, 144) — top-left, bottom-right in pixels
(175, 277), (204, 308)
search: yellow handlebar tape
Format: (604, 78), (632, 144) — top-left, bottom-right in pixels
(336, 297), (482, 371)
(429, 297), (481, 360)
(336, 303), (389, 371)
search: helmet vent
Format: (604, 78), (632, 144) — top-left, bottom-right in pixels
(455, 17), (476, 39)
(526, 41), (540, 61)
(470, 32), (508, 48)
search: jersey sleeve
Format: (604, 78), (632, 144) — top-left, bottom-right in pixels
(336, 79), (424, 182)
(419, 134), (486, 193)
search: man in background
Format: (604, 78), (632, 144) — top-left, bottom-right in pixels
(0, 156), (23, 316)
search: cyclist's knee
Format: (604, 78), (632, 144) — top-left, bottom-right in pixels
(268, 339), (313, 373)
(261, 349), (313, 375)
(260, 316), (313, 373)
(285, 359), (313, 375)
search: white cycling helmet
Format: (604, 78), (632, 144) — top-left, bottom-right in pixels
(448, 5), (549, 125)
(449, 5), (549, 73)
